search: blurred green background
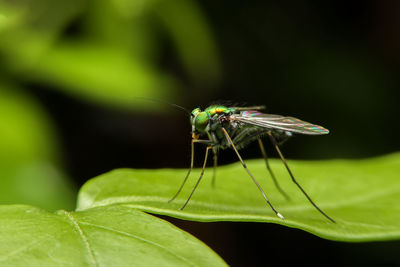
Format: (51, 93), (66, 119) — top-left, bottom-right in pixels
(0, 0), (399, 266)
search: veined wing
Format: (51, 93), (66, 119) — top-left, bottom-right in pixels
(231, 105), (266, 111)
(230, 110), (329, 135)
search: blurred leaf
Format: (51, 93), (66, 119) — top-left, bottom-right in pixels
(29, 41), (178, 109)
(0, 0), (83, 32)
(0, 87), (56, 162)
(0, 4), (16, 32)
(1, 0), (221, 109)
(0, 0), (84, 68)
(0, 204), (227, 266)
(0, 86), (75, 210)
(111, 0), (155, 18)
(0, 2), (32, 33)
(84, 0), (156, 58)
(0, 161), (76, 211)
(78, 153), (400, 242)
(85, 0), (221, 85)
(0, 0), (178, 109)
(0, 31), (55, 73)
(154, 0), (221, 85)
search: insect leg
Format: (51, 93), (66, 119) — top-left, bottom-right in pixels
(231, 129), (290, 200)
(180, 145), (213, 210)
(257, 138), (291, 201)
(266, 131), (336, 223)
(169, 139), (213, 203)
(221, 127), (284, 220)
(212, 148), (218, 187)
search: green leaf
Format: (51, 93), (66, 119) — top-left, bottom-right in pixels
(0, 204), (227, 266)
(27, 41), (179, 110)
(153, 0), (221, 85)
(77, 152), (400, 242)
(0, 87), (57, 163)
(1, 161), (76, 211)
(0, 0), (83, 73)
(0, 86), (76, 210)
(0, 0), (221, 110)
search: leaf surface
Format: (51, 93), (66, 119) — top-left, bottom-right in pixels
(0, 205), (226, 266)
(78, 153), (400, 242)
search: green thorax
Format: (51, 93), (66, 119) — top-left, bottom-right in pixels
(191, 105), (236, 133)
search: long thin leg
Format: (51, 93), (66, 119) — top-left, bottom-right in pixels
(168, 140), (195, 203)
(257, 138), (291, 201)
(221, 127), (284, 220)
(180, 146), (213, 210)
(266, 131), (336, 223)
(169, 139), (213, 203)
(212, 148), (218, 187)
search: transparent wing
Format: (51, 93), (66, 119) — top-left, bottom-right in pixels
(230, 110), (329, 135)
(231, 105), (266, 111)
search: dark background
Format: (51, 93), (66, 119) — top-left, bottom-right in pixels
(31, 1), (400, 179)
(3, 0), (400, 266)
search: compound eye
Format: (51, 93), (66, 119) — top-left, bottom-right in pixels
(191, 108), (201, 116)
(194, 112), (209, 132)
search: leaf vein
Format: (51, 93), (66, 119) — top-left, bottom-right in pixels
(59, 211), (98, 266)
(78, 221), (196, 266)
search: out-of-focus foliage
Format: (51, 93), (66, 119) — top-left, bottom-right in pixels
(0, 0), (221, 109)
(0, 0), (220, 207)
(0, 85), (75, 210)
(31, 42), (177, 109)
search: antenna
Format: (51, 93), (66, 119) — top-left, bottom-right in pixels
(136, 97), (190, 115)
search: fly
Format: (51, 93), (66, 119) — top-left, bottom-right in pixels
(168, 104), (335, 223)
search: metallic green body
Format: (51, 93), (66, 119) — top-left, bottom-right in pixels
(191, 105), (234, 133)
(190, 105), (238, 149)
